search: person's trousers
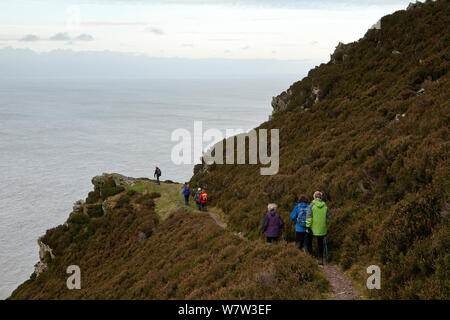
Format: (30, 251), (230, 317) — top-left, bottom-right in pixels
(306, 234), (325, 260)
(201, 203), (207, 211)
(296, 232), (307, 251)
(196, 202), (201, 210)
(316, 235), (324, 260)
(266, 236), (279, 243)
(184, 195), (189, 205)
(156, 176), (160, 185)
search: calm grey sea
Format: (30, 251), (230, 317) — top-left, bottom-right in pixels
(0, 77), (295, 298)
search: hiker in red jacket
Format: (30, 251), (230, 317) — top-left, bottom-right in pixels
(200, 190), (209, 211)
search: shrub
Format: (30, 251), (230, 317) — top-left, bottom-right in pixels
(86, 204), (103, 218)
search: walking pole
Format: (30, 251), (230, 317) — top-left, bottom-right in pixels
(324, 236), (329, 264)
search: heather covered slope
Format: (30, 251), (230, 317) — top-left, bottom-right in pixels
(9, 175), (328, 299)
(190, 1), (450, 299)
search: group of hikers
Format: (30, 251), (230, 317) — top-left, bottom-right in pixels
(181, 184), (209, 211)
(154, 166), (209, 211)
(261, 191), (330, 265)
(154, 166), (329, 264)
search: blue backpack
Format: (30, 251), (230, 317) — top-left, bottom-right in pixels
(296, 205), (308, 227)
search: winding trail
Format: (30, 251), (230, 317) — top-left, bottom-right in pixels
(147, 180), (362, 300)
(321, 265), (363, 300)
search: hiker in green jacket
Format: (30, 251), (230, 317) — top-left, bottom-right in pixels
(306, 191), (331, 265)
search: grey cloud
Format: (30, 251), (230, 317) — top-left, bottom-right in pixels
(20, 34), (40, 42)
(99, 1), (411, 9)
(145, 27), (165, 35)
(75, 34), (94, 41)
(50, 33), (71, 41)
(0, 46), (316, 79)
(83, 21), (147, 26)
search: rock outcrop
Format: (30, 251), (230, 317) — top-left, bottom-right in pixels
(271, 89), (292, 113)
(330, 42), (352, 63)
(34, 239), (55, 277)
(407, 1), (423, 11)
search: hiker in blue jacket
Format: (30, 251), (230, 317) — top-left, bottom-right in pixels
(290, 194), (311, 252)
(181, 184), (191, 205)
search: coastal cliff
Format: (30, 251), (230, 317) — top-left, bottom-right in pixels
(9, 0), (449, 300)
(9, 174), (328, 299)
(190, 0), (450, 299)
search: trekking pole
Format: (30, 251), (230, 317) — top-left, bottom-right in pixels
(324, 236), (329, 264)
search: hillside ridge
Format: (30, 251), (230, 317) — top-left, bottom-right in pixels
(190, 0), (449, 299)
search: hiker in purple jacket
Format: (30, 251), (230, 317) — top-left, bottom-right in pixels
(261, 203), (284, 243)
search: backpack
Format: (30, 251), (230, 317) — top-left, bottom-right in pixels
(156, 168), (161, 175)
(296, 205), (308, 227)
(202, 193), (208, 201)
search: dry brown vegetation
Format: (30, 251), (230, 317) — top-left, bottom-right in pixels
(190, 0), (449, 299)
(9, 179), (327, 299)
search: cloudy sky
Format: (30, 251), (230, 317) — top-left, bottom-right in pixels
(1, 0), (413, 61)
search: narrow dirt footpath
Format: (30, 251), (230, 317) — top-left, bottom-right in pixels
(156, 181), (362, 300)
(322, 264), (363, 300)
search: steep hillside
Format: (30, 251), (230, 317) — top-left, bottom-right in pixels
(9, 174), (328, 299)
(190, 0), (450, 299)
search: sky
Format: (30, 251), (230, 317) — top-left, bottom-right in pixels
(0, 0), (414, 62)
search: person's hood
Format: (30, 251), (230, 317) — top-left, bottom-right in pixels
(312, 199), (325, 208)
(298, 202), (309, 208)
(269, 210), (277, 216)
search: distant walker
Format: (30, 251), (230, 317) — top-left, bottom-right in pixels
(154, 166), (162, 185)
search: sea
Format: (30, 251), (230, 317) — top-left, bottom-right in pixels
(0, 76), (298, 298)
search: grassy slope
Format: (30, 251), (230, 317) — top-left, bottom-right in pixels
(9, 178), (328, 300)
(190, 1), (450, 299)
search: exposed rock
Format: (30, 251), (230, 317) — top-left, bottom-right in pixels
(312, 85), (321, 104)
(271, 90), (292, 113)
(73, 200), (85, 213)
(395, 113), (406, 121)
(92, 173), (138, 190)
(331, 42), (352, 63)
(233, 232), (244, 239)
(370, 19), (382, 30)
(392, 50), (401, 55)
(34, 261), (48, 277)
(33, 239), (55, 277)
(91, 175), (106, 190)
(110, 173), (138, 187)
(417, 88), (425, 95)
(137, 231), (147, 241)
(38, 239), (55, 262)
(407, 1), (423, 11)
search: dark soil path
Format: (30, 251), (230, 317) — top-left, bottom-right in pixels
(322, 264), (363, 300)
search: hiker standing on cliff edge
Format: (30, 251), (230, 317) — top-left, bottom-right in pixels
(154, 166), (161, 185)
(306, 191), (331, 265)
(261, 203), (284, 243)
